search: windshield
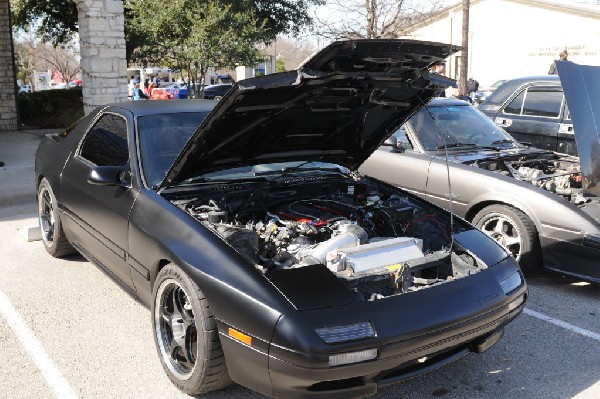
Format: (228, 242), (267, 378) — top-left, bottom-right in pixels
(184, 161), (347, 183)
(410, 105), (518, 151)
(138, 112), (209, 188)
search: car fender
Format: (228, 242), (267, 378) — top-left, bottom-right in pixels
(463, 175), (598, 243)
(127, 189), (292, 341)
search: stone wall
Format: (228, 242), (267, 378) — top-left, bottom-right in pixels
(77, 0), (128, 114)
(0, 1), (18, 131)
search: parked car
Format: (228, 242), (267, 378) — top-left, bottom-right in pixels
(473, 79), (506, 104)
(478, 75), (578, 155)
(18, 84), (31, 93)
(150, 83), (188, 100)
(49, 82), (67, 90)
(200, 83), (232, 100)
(361, 86), (600, 281)
(35, 40), (527, 398)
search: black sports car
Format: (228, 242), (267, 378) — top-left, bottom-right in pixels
(35, 40), (527, 398)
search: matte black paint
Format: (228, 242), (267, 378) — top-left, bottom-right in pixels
(35, 40), (528, 398)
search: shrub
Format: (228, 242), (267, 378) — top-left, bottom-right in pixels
(18, 88), (84, 129)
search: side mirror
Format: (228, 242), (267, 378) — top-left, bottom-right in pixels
(382, 137), (405, 153)
(88, 165), (131, 187)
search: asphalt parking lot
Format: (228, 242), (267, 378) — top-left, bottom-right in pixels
(1, 131), (599, 399)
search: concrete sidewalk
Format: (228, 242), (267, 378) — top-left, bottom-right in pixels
(0, 129), (61, 220)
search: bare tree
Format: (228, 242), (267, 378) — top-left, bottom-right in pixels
(36, 41), (81, 84)
(14, 30), (81, 87)
(263, 37), (318, 70)
(314, 0), (446, 40)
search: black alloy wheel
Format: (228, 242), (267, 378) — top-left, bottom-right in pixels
(152, 265), (231, 395)
(37, 178), (75, 257)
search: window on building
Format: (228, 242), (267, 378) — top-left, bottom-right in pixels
(80, 114), (129, 166)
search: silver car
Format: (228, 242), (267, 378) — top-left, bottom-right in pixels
(360, 62), (600, 281)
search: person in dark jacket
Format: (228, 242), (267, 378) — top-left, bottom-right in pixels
(466, 77), (479, 98)
(548, 50), (568, 75)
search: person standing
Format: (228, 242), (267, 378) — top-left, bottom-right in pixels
(548, 50), (568, 75)
(429, 61), (447, 97)
(466, 77), (479, 100)
(132, 83), (148, 101)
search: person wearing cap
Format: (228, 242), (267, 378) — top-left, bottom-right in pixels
(429, 61), (447, 97)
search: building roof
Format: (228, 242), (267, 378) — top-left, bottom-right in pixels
(399, 0), (600, 36)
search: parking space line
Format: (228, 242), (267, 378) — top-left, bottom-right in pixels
(524, 308), (600, 342)
(0, 288), (78, 399)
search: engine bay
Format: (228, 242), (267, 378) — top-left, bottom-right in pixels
(173, 177), (486, 301)
(473, 155), (588, 204)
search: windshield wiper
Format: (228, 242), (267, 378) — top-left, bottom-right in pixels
(254, 166), (345, 178)
(183, 176), (268, 184)
(434, 142), (478, 150)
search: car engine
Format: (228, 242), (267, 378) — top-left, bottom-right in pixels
(474, 156), (587, 204)
(176, 178), (485, 300)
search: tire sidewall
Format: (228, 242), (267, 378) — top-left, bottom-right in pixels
(473, 204), (537, 271)
(38, 178), (60, 254)
(151, 264), (210, 394)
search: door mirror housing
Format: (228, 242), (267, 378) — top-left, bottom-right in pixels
(88, 165), (131, 187)
(382, 137), (405, 153)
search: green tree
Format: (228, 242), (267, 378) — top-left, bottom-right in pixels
(10, 0), (78, 45)
(275, 57), (286, 72)
(126, 0), (266, 98)
(11, 0), (323, 51)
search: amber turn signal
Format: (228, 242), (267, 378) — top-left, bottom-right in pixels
(228, 328), (252, 346)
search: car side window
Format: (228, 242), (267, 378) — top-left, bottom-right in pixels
(80, 114), (129, 166)
(521, 86), (563, 117)
(504, 85), (562, 118)
(392, 125), (414, 150)
(504, 90), (525, 115)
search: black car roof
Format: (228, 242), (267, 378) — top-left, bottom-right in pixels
(482, 75), (561, 106)
(106, 99), (217, 117)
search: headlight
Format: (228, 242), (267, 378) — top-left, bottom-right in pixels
(315, 322), (375, 344)
(500, 271), (523, 295)
(329, 349), (378, 366)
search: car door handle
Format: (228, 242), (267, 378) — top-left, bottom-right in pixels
(494, 117), (512, 128)
(558, 123), (574, 134)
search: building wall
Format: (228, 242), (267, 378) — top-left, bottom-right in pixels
(401, 0), (600, 87)
(0, 1), (18, 131)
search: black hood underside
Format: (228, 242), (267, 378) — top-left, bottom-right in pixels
(163, 40), (459, 188)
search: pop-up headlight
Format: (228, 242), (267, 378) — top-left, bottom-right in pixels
(500, 271), (523, 295)
(315, 322), (375, 344)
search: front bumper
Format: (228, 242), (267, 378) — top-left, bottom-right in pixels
(267, 298), (523, 399)
(219, 259), (527, 398)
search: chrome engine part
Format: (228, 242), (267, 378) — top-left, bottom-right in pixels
(181, 181), (479, 299)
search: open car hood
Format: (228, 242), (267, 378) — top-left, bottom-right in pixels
(557, 61), (600, 197)
(162, 39), (459, 188)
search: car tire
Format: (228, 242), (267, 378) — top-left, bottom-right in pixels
(152, 264), (232, 395)
(213, 95), (223, 101)
(472, 204), (540, 273)
(37, 178), (76, 257)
